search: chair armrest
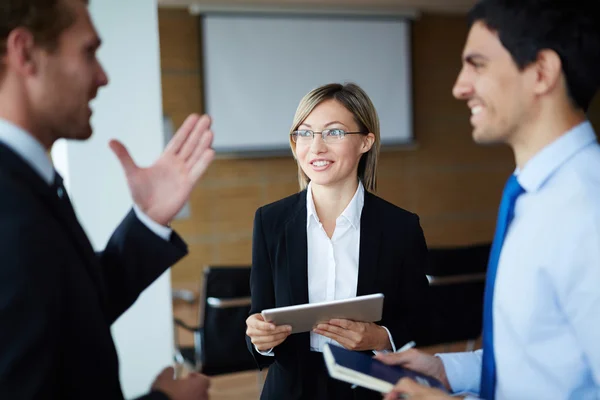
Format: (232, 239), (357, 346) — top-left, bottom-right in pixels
(426, 272), (486, 286)
(206, 296), (252, 308)
(172, 288), (197, 304)
(174, 318), (201, 333)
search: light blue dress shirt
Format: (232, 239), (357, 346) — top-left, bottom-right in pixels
(438, 121), (600, 400)
(0, 118), (172, 241)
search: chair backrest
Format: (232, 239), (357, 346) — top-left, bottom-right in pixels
(424, 243), (491, 344)
(199, 265), (257, 376)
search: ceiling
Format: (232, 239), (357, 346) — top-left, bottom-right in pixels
(157, 0), (478, 15)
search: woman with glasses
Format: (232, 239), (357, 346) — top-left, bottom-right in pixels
(245, 83), (431, 400)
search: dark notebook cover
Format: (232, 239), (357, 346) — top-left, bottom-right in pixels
(324, 343), (447, 392)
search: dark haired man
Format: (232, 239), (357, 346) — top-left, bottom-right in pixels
(378, 1), (600, 399)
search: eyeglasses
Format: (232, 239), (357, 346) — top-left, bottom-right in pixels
(291, 129), (367, 144)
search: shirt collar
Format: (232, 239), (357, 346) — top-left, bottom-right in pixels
(306, 182), (317, 227)
(517, 121), (597, 193)
(0, 118), (54, 185)
(306, 180), (365, 229)
(341, 181), (364, 229)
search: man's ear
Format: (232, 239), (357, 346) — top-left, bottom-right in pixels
(532, 49), (562, 97)
(5, 27), (39, 76)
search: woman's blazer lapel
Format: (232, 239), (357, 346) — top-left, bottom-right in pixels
(357, 191), (382, 296)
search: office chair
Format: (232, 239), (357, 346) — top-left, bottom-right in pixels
(424, 243), (491, 350)
(173, 265), (258, 376)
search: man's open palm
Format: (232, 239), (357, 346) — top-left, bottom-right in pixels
(110, 114), (215, 225)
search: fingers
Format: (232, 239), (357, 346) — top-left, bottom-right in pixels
(248, 313), (266, 323)
(316, 330), (354, 349)
(394, 377), (421, 392)
(157, 366), (175, 380)
(375, 349), (418, 365)
(246, 313), (292, 350)
(383, 392), (405, 400)
(188, 372), (211, 390)
(184, 127), (214, 164)
(313, 325), (358, 349)
(153, 366), (211, 400)
(249, 331), (291, 350)
(167, 114), (212, 156)
(246, 314), (276, 331)
(384, 377), (450, 400)
(248, 330), (290, 343)
(253, 336), (288, 351)
(383, 378), (419, 400)
(328, 318), (354, 329)
(246, 325), (291, 337)
(189, 146), (215, 183)
(383, 391), (405, 400)
(246, 314), (291, 335)
(165, 114), (203, 154)
(109, 140), (136, 177)
(165, 114), (215, 186)
(179, 114), (213, 161)
(247, 323), (291, 351)
(178, 124), (203, 161)
(186, 128), (215, 184)
(315, 323), (358, 340)
(151, 366), (175, 390)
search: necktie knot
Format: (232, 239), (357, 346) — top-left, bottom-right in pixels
(504, 175), (525, 203)
(52, 172), (66, 199)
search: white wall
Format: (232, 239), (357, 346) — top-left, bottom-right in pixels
(51, 0), (173, 397)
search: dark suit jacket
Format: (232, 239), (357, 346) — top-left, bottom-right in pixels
(246, 189), (432, 399)
(0, 143), (185, 400)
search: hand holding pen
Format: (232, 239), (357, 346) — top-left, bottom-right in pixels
(395, 341), (416, 353)
(374, 343), (452, 392)
(350, 341), (417, 390)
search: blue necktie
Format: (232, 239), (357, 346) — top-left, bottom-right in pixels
(480, 175), (525, 399)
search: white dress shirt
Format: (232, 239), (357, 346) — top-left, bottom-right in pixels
(438, 121), (600, 399)
(307, 181), (363, 351)
(257, 181), (395, 356)
(0, 118), (172, 241)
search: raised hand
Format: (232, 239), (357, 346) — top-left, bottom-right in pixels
(110, 114), (215, 226)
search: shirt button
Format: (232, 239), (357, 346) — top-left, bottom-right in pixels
(57, 187), (64, 198)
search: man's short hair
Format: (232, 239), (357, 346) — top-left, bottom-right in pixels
(0, 0), (88, 65)
(468, 0), (600, 111)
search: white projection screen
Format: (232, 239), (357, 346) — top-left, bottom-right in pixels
(202, 14), (413, 155)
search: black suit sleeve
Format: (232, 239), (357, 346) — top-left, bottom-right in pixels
(382, 215), (433, 348)
(0, 208), (188, 399)
(0, 212), (62, 399)
(245, 207), (276, 369)
(99, 209), (188, 324)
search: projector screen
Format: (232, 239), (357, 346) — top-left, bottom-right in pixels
(202, 14), (413, 154)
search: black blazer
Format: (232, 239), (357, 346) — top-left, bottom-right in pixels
(0, 143), (185, 400)
(246, 189), (432, 399)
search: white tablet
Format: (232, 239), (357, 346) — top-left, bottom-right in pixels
(261, 293), (384, 334)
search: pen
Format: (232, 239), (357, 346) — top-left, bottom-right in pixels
(396, 340), (416, 353)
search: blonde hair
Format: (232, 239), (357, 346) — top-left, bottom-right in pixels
(289, 82), (381, 192)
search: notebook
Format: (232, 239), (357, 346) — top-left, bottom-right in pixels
(323, 343), (448, 394)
